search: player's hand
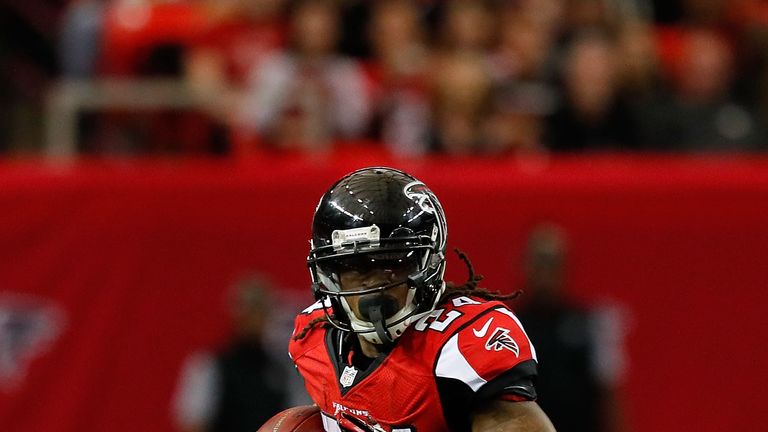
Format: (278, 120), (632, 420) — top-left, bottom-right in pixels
(336, 412), (386, 432)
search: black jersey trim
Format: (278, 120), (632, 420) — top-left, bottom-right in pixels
(435, 360), (537, 431)
(474, 359), (538, 404)
(435, 377), (474, 432)
(324, 327), (391, 396)
(324, 327), (344, 384)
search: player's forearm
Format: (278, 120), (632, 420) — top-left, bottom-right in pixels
(472, 401), (556, 432)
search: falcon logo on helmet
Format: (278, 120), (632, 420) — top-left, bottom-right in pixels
(403, 181), (436, 214)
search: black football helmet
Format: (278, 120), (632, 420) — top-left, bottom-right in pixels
(307, 167), (448, 345)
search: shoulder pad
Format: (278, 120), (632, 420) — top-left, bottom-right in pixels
(289, 300), (330, 359)
(434, 303), (537, 391)
(410, 295), (504, 337)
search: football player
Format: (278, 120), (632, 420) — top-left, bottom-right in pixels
(289, 167), (555, 432)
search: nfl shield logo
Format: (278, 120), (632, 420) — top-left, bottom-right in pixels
(340, 365), (358, 388)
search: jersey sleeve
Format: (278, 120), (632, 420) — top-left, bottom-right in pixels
(434, 305), (538, 429)
(288, 299), (328, 361)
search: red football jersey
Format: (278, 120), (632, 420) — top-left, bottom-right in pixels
(288, 295), (538, 432)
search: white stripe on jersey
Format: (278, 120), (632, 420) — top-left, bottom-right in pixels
(495, 307), (538, 362)
(302, 298), (332, 314)
(435, 333), (487, 392)
(321, 412), (342, 432)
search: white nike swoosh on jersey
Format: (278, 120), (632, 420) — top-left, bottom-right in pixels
(473, 317), (494, 337)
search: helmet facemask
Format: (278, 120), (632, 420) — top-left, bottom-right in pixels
(309, 232), (446, 345)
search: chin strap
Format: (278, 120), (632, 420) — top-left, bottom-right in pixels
(358, 294), (400, 347)
(367, 303), (395, 346)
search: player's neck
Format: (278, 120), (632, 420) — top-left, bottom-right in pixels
(357, 335), (383, 358)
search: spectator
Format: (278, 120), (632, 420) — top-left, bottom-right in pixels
(484, 83), (553, 154)
(438, 0), (496, 54)
(173, 277), (290, 432)
(561, 0), (618, 39)
(1, 0), (63, 153)
(617, 21), (664, 99)
(485, 8), (560, 154)
(367, 0), (432, 156)
(516, 224), (628, 432)
(235, 0), (372, 152)
(509, 0), (565, 40)
(184, 0), (289, 123)
(615, 21), (675, 150)
(429, 52), (494, 154)
(490, 11), (558, 84)
(545, 30), (640, 151)
(427, 0), (501, 155)
(728, 0), (768, 125)
(16, 0), (768, 156)
(680, 0), (728, 26)
(59, 0), (107, 79)
(651, 29), (765, 151)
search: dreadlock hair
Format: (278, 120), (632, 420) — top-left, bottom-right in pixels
(292, 315), (330, 342)
(438, 248), (522, 304)
(292, 248), (521, 341)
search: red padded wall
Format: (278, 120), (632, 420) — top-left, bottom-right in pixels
(0, 154), (766, 431)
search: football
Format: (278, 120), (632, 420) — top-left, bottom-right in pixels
(257, 405), (324, 432)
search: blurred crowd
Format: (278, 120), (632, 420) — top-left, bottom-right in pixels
(4, 0), (768, 156)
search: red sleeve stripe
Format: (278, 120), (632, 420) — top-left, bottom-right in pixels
(499, 394), (534, 402)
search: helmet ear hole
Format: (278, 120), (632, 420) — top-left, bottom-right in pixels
(408, 273), (433, 311)
(407, 273), (425, 290)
